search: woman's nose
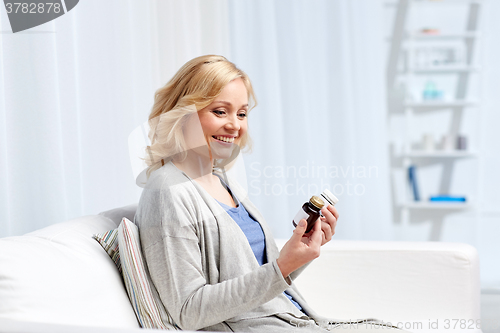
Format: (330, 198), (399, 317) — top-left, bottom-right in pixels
(225, 114), (240, 131)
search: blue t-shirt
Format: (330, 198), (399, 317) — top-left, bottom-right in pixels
(214, 175), (303, 312)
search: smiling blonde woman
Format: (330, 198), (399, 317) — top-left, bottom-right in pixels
(135, 55), (404, 332)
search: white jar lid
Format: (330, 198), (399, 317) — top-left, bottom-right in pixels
(321, 189), (339, 206)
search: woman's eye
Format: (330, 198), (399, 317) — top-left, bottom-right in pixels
(212, 109), (225, 116)
(238, 112), (247, 118)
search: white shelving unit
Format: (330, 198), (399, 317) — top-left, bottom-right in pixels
(402, 201), (474, 210)
(407, 32), (479, 39)
(399, 150), (477, 158)
(404, 100), (479, 107)
(386, 0), (482, 223)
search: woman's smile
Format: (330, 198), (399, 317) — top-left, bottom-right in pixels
(212, 135), (236, 144)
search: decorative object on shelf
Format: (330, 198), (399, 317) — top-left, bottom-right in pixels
(429, 195), (467, 202)
(420, 27), (440, 35)
(440, 134), (455, 151)
(422, 80), (444, 100)
(457, 135), (468, 150)
(412, 46), (464, 69)
(421, 133), (435, 151)
(408, 165), (421, 201)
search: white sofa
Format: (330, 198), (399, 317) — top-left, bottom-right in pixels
(0, 204), (482, 333)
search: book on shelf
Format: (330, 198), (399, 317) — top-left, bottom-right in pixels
(429, 195), (467, 202)
(408, 165), (420, 201)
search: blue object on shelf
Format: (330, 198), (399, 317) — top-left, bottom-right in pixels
(429, 195), (466, 202)
(408, 165), (420, 201)
(422, 81), (444, 101)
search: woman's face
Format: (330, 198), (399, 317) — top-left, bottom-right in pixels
(184, 78), (249, 160)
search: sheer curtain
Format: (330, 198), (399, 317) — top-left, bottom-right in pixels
(0, 0), (390, 240)
(0, 0), (230, 237)
(228, 0), (392, 240)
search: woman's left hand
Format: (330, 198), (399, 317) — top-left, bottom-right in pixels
(315, 205), (339, 246)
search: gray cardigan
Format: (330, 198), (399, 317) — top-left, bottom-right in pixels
(135, 161), (331, 332)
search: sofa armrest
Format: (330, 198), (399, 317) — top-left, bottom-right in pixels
(275, 240), (481, 331)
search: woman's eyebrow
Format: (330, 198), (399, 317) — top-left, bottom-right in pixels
(214, 100), (249, 108)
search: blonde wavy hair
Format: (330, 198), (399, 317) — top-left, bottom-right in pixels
(145, 55), (256, 177)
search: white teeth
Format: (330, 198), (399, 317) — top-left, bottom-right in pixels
(214, 136), (235, 143)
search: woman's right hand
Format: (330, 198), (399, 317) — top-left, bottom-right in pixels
(276, 218), (322, 279)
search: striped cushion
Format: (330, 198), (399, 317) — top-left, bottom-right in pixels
(94, 218), (179, 330)
(93, 229), (121, 273)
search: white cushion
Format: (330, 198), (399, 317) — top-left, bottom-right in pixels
(0, 214), (139, 328)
